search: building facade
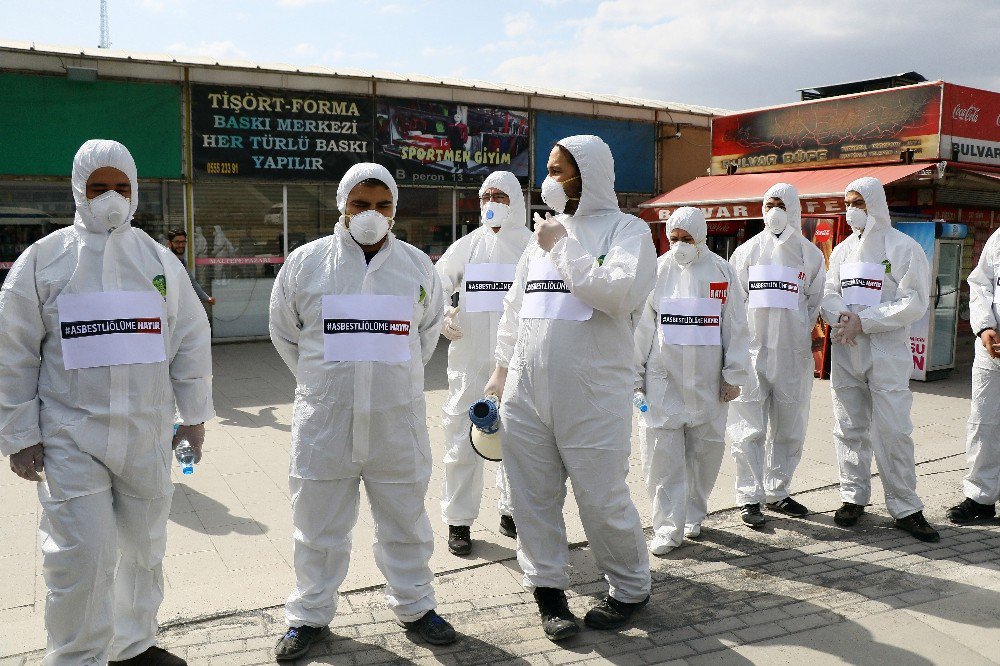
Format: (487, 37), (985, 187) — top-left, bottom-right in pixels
(0, 41), (720, 339)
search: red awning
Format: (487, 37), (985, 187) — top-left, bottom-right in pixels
(641, 163), (936, 209)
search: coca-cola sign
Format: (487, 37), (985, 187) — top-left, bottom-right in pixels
(952, 104), (981, 123)
(941, 83), (1000, 167)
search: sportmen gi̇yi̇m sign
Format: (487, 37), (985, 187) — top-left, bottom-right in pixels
(190, 85), (373, 180)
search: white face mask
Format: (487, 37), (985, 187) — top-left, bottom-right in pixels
(672, 240), (699, 266)
(846, 207), (868, 231)
(541, 176), (571, 214)
(348, 210), (392, 246)
(764, 208), (788, 235)
(88, 190), (131, 233)
(481, 201), (510, 228)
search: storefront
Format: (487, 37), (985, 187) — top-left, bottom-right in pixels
(1, 40), (719, 338)
(640, 81), (1000, 379)
(0, 70), (186, 279)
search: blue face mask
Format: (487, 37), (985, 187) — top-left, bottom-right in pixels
(482, 202), (510, 228)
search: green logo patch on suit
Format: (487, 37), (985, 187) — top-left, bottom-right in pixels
(881, 259), (892, 274)
(597, 255), (606, 266)
(152, 275), (167, 299)
(418, 285), (427, 304)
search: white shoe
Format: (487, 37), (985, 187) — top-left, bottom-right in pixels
(649, 535), (676, 556)
(684, 524), (701, 539)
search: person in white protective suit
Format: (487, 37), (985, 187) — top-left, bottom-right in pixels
(823, 176), (939, 542)
(634, 207), (750, 555)
(436, 170), (532, 556)
(947, 226), (1000, 524)
(268, 163), (455, 660)
(483, 135), (655, 640)
(0, 140), (213, 666)
(727, 184), (826, 528)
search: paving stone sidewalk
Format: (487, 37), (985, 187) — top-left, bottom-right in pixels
(9, 487), (998, 666)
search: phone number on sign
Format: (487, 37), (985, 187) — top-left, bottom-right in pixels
(206, 162), (239, 174)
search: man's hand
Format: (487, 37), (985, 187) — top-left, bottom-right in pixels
(442, 306), (464, 341)
(831, 311), (862, 346)
(10, 443), (44, 482)
(173, 424), (206, 463)
(720, 382), (741, 403)
(534, 212), (567, 252)
(982, 329), (1000, 360)
(484, 366), (509, 400)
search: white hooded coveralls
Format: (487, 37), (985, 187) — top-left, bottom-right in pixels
(964, 226), (1000, 504)
(822, 177), (930, 519)
(727, 184), (826, 506)
(269, 163), (445, 627)
(634, 207), (750, 547)
(437, 171), (531, 527)
(0, 140), (214, 665)
(495, 135), (654, 602)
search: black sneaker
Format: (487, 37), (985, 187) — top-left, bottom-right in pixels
(400, 610), (457, 645)
(275, 625), (326, 662)
(947, 497), (997, 525)
(766, 496), (809, 517)
(109, 646), (186, 665)
(741, 503), (765, 528)
(447, 525), (472, 556)
(584, 595), (649, 630)
(533, 587), (579, 641)
(834, 502), (865, 527)
(895, 511), (940, 543)
(499, 514), (517, 539)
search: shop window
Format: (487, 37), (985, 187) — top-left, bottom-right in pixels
(394, 187), (454, 262)
(192, 181), (285, 338)
(1, 179), (182, 283)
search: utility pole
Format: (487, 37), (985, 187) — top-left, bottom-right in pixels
(99, 0), (110, 49)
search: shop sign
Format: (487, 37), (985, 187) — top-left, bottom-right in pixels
(654, 205), (756, 221)
(376, 98), (529, 185)
(191, 85), (373, 180)
(712, 84), (943, 174)
(650, 197), (843, 223)
(941, 83), (1000, 167)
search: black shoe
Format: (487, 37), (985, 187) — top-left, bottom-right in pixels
(584, 595), (649, 630)
(109, 646), (186, 665)
(766, 496), (810, 517)
(448, 525), (472, 556)
(400, 610), (457, 645)
(895, 510), (940, 543)
(275, 625), (326, 662)
(947, 497), (997, 525)
(741, 503), (765, 528)
(834, 502), (865, 527)
(499, 514), (517, 539)
(533, 587), (579, 641)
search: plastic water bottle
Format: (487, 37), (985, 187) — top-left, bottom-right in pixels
(175, 439), (196, 475)
(633, 391), (649, 413)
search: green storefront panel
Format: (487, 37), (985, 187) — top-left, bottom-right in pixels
(0, 72), (182, 178)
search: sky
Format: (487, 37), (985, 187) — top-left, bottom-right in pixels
(2, 0), (999, 112)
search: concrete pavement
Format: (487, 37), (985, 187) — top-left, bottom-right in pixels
(1, 340), (997, 664)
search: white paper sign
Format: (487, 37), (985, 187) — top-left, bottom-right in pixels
(322, 294), (412, 362)
(748, 264), (802, 310)
(57, 291), (167, 370)
(464, 263), (516, 313)
(659, 297), (722, 346)
(840, 262), (885, 307)
(521, 257), (593, 321)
